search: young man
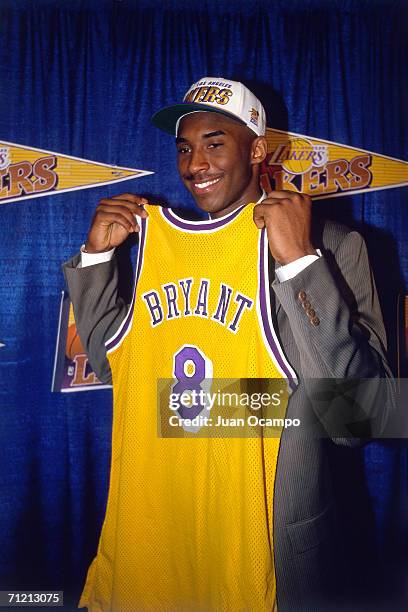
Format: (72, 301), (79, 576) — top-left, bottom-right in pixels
(64, 77), (393, 611)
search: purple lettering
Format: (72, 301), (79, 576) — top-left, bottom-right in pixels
(228, 293), (253, 332)
(142, 290), (163, 326)
(162, 283), (180, 319)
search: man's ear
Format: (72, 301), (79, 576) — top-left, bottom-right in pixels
(251, 136), (267, 165)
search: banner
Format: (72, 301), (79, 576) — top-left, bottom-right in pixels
(261, 128), (408, 200)
(0, 140), (153, 205)
(52, 291), (111, 392)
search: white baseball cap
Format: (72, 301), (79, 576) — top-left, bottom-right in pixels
(151, 76), (266, 137)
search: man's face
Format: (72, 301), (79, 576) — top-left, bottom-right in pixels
(176, 112), (265, 217)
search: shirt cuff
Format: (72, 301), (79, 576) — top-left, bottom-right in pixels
(275, 250), (322, 282)
(80, 244), (116, 268)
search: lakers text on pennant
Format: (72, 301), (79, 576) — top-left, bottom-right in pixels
(0, 141), (153, 205)
(260, 128), (408, 200)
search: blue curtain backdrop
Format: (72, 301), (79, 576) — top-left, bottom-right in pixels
(0, 0), (407, 609)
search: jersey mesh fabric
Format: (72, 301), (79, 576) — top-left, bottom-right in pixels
(79, 203), (292, 612)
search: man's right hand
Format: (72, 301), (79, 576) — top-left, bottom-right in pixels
(84, 194), (149, 253)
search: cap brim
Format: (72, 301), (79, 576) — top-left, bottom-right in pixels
(151, 103), (246, 135)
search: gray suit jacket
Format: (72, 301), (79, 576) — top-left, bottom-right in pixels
(63, 216), (394, 611)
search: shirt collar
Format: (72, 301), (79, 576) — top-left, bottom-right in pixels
(208, 190), (267, 220)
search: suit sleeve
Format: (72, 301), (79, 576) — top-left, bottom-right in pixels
(272, 229), (395, 438)
(62, 253), (128, 384)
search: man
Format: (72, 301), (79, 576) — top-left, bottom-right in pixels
(64, 77), (393, 611)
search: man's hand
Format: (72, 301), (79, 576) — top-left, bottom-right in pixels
(253, 190), (317, 264)
(85, 194), (149, 253)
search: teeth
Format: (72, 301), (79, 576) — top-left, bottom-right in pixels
(194, 177), (221, 189)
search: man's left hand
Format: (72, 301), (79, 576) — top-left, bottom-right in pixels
(253, 190), (317, 264)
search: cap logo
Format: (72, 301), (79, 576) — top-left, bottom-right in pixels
(152, 77), (266, 137)
(184, 86), (233, 106)
(249, 108), (259, 127)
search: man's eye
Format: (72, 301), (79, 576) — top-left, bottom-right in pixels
(177, 146), (190, 154)
(208, 142), (222, 149)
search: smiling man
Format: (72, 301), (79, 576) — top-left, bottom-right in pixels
(175, 113), (261, 216)
(63, 77), (393, 611)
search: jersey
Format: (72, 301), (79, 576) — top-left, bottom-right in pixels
(79, 202), (296, 612)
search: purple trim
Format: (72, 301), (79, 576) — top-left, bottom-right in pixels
(161, 205), (245, 231)
(105, 217), (147, 351)
(259, 229), (297, 390)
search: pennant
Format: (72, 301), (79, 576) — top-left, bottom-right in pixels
(261, 128), (408, 200)
(51, 291), (111, 393)
(0, 140), (153, 205)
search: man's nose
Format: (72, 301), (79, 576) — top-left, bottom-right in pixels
(188, 149), (210, 176)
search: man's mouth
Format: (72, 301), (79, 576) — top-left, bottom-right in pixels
(191, 176), (222, 193)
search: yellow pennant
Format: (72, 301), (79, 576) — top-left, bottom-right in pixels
(0, 140), (153, 205)
(261, 128), (408, 199)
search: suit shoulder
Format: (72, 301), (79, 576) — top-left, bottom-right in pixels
(312, 217), (362, 254)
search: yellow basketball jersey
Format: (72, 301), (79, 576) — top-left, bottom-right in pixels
(79, 203), (296, 612)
